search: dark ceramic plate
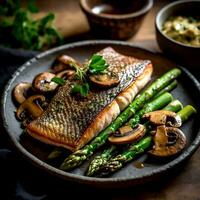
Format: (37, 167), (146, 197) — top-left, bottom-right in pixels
(2, 40), (200, 187)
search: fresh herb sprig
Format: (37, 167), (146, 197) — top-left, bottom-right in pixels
(71, 83), (89, 97)
(51, 54), (109, 97)
(51, 77), (65, 86)
(70, 63), (87, 82)
(88, 54), (109, 74)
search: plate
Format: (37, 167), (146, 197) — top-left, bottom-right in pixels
(1, 40), (200, 187)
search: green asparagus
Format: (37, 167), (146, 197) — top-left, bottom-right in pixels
(59, 68), (181, 171)
(162, 99), (183, 111)
(86, 95), (176, 176)
(98, 105), (196, 176)
(177, 105), (196, 122)
(100, 136), (152, 175)
(86, 145), (116, 176)
(128, 92), (173, 127)
(153, 80), (177, 99)
(86, 99), (183, 176)
(47, 80), (178, 161)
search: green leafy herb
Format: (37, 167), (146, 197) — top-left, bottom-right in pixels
(88, 54), (109, 74)
(70, 63), (87, 82)
(51, 77), (65, 86)
(0, 0), (62, 50)
(28, 0), (39, 13)
(0, 0), (20, 16)
(69, 54), (109, 97)
(69, 54), (109, 82)
(71, 83), (89, 97)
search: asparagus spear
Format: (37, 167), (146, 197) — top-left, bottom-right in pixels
(86, 93), (174, 176)
(86, 145), (116, 176)
(98, 105), (196, 176)
(177, 105), (196, 122)
(86, 99), (183, 176)
(162, 99), (183, 111)
(128, 92), (173, 127)
(59, 68), (181, 171)
(153, 80), (177, 99)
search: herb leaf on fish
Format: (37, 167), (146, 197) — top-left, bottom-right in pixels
(71, 63), (87, 82)
(88, 54), (109, 74)
(51, 53), (109, 97)
(51, 77), (65, 86)
(70, 54), (109, 97)
(71, 83), (89, 97)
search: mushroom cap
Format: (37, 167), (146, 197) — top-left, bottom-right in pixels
(143, 110), (182, 127)
(53, 55), (81, 73)
(33, 72), (58, 93)
(16, 95), (45, 120)
(13, 82), (32, 104)
(108, 124), (146, 145)
(148, 125), (186, 157)
(89, 73), (120, 88)
(56, 69), (75, 80)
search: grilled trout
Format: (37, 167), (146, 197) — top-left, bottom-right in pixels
(27, 47), (153, 151)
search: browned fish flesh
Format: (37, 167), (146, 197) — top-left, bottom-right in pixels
(27, 47), (153, 151)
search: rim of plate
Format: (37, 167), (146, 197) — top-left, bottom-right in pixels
(1, 40), (200, 185)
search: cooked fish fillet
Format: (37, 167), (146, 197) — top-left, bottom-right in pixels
(27, 47), (153, 151)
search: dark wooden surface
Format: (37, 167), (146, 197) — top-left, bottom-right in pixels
(30, 0), (171, 43)
(2, 0), (200, 199)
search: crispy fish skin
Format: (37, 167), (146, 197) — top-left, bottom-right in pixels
(27, 48), (153, 151)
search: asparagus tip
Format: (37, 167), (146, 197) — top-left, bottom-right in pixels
(186, 105), (197, 113)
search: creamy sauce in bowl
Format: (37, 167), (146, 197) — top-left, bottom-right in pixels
(162, 16), (200, 47)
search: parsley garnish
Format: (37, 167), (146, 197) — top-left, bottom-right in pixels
(70, 54), (108, 81)
(28, 0), (39, 13)
(71, 83), (89, 97)
(88, 54), (109, 74)
(70, 63), (87, 82)
(51, 77), (65, 86)
(69, 54), (109, 97)
(0, 0), (62, 50)
(53, 54), (109, 97)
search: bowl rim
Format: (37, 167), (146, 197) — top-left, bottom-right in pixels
(80, 0), (153, 20)
(155, 0), (200, 49)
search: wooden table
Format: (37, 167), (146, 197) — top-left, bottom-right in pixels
(32, 0), (169, 48)
(14, 1), (200, 199)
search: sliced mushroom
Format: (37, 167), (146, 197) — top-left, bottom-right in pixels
(148, 125), (186, 157)
(56, 69), (75, 80)
(32, 72), (58, 93)
(16, 95), (45, 120)
(13, 82), (32, 104)
(108, 124), (146, 145)
(89, 73), (120, 88)
(143, 110), (182, 127)
(53, 55), (81, 73)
